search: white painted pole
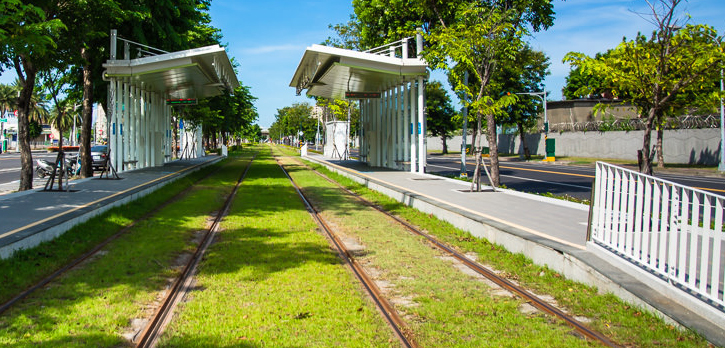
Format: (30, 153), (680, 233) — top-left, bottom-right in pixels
(122, 81), (130, 171)
(108, 78), (117, 171)
(418, 77), (425, 174)
(410, 81), (417, 173)
(403, 83), (410, 165)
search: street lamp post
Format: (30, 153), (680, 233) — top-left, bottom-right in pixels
(719, 68), (724, 172)
(515, 89), (549, 159)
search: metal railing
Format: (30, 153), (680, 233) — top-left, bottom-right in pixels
(590, 162), (725, 310)
(364, 37), (416, 59)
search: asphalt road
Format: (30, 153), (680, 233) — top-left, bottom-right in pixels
(425, 154), (725, 201)
(0, 151), (71, 193)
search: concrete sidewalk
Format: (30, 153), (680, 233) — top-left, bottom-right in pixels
(0, 156), (222, 259)
(303, 153), (725, 347)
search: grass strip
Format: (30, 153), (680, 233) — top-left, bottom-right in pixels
(280, 153), (597, 347)
(158, 145), (398, 348)
(0, 152), (251, 347)
(292, 149), (710, 347)
(0, 158), (230, 305)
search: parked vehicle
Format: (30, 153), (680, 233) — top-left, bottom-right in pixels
(35, 159), (54, 179)
(91, 145), (108, 170)
(35, 155), (79, 179)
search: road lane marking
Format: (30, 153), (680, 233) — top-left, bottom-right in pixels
(427, 163), (592, 190)
(444, 159), (725, 194)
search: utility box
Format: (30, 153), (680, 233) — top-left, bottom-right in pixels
(545, 138), (555, 161)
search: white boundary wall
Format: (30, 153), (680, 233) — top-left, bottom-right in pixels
(426, 129), (721, 165)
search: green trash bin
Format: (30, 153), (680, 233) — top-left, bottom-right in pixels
(1, 139), (6, 153)
(545, 138), (555, 160)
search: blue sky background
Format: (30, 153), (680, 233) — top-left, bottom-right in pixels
(1, 1), (724, 128)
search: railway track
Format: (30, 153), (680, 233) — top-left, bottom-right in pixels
(0, 160), (229, 316)
(278, 153), (620, 348)
(135, 153), (255, 347)
(274, 153), (418, 348)
(0, 155), (256, 347)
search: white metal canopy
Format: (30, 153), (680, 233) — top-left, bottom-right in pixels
(290, 44), (427, 99)
(102, 43), (238, 172)
(103, 45), (238, 100)
(290, 40), (429, 173)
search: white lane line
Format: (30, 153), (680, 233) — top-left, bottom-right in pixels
(427, 163), (591, 189)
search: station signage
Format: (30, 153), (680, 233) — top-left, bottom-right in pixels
(166, 98), (197, 106)
(345, 91), (381, 99)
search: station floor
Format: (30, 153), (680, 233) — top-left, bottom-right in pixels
(0, 152), (722, 346)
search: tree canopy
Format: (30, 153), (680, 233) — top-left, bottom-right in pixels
(564, 0), (724, 174)
(0, 0), (253, 189)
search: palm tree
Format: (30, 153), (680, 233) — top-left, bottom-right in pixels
(0, 84), (18, 114)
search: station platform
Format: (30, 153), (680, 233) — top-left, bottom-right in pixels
(302, 153), (725, 347)
(0, 156), (222, 259)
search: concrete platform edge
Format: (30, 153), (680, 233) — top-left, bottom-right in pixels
(305, 156), (725, 347)
(0, 157), (223, 259)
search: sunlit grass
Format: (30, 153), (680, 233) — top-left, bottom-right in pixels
(295, 152), (710, 347)
(0, 153), (251, 347)
(159, 145), (397, 347)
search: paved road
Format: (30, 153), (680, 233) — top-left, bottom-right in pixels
(425, 154), (725, 200)
(0, 151), (76, 193)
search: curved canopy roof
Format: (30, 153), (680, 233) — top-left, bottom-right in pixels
(290, 44), (427, 99)
(103, 45), (238, 100)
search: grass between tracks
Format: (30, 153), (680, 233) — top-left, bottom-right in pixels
(0, 152), (250, 347)
(279, 145), (711, 348)
(158, 146), (397, 347)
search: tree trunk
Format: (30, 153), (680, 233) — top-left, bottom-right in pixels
(17, 58), (37, 191)
(80, 47), (94, 178)
(639, 109), (656, 175)
(656, 127), (664, 168)
(485, 112), (500, 187)
(517, 122), (530, 160)
(441, 136), (448, 154)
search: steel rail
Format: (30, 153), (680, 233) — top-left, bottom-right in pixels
(292, 157), (620, 348)
(136, 154), (256, 348)
(0, 160), (229, 316)
(274, 155), (418, 348)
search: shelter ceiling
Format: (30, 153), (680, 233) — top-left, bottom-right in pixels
(103, 45), (238, 100)
(290, 44), (427, 100)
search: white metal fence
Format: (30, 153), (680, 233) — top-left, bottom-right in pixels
(590, 162), (725, 310)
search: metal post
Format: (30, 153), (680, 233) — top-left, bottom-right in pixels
(461, 71), (468, 178)
(416, 28), (423, 58)
(110, 29), (117, 60)
(719, 68), (725, 172)
(417, 77), (425, 173)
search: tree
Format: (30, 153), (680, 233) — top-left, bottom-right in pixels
(335, 0), (555, 190)
(496, 46), (550, 160)
(425, 81), (457, 154)
(564, 0), (725, 174)
(269, 103), (316, 144)
(0, 1), (65, 190)
(562, 51), (620, 100)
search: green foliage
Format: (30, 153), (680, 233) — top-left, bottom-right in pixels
(425, 80), (457, 152)
(269, 103), (315, 141)
(564, 7), (725, 174)
(496, 46), (550, 132)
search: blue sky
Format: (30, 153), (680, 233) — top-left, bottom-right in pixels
(2, 1), (724, 128)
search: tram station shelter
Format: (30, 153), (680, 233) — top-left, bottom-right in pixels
(102, 31), (238, 172)
(290, 36), (429, 173)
